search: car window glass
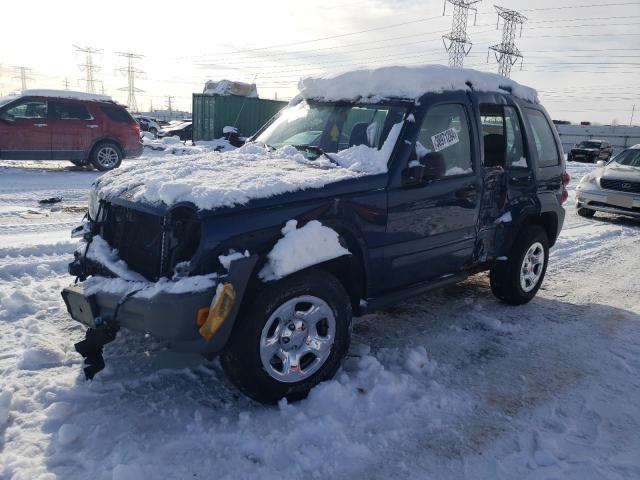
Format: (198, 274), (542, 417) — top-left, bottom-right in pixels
(414, 103), (472, 177)
(100, 105), (133, 123)
(338, 106), (393, 150)
(4, 100), (47, 118)
(51, 101), (91, 120)
(504, 107), (527, 167)
(479, 104), (527, 169)
(614, 149), (640, 167)
(525, 109), (560, 167)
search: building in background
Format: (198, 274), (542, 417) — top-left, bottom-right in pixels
(555, 124), (640, 155)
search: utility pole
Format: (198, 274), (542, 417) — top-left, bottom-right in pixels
(100, 82), (107, 96)
(74, 45), (102, 93)
(63, 77), (70, 90)
(631, 104), (636, 126)
(13, 66), (33, 90)
(149, 99), (154, 112)
(116, 52), (145, 113)
(488, 6), (527, 78)
(165, 95), (174, 118)
(442, 0), (482, 68)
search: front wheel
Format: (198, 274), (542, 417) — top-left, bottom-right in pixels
(90, 142), (122, 171)
(577, 207), (595, 218)
(221, 269), (351, 404)
(490, 225), (549, 305)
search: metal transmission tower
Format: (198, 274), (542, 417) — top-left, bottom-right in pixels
(488, 6), (527, 78)
(442, 0), (482, 68)
(116, 52), (145, 112)
(13, 66), (33, 90)
(74, 45), (102, 93)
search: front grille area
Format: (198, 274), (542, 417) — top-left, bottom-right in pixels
(101, 203), (166, 281)
(99, 202), (202, 282)
(600, 178), (640, 193)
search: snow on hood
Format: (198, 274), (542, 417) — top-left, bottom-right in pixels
(299, 65), (539, 104)
(95, 142), (387, 211)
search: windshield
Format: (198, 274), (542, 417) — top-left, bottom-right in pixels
(612, 148), (640, 167)
(256, 100), (408, 160)
(577, 141), (601, 149)
(0, 96), (19, 108)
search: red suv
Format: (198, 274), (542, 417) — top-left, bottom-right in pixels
(0, 90), (143, 170)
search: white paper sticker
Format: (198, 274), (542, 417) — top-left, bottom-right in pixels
(431, 128), (459, 152)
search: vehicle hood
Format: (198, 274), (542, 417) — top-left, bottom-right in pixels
(601, 163), (640, 181)
(92, 142), (390, 213)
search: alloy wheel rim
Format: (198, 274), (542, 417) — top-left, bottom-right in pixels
(97, 147), (119, 168)
(259, 295), (335, 383)
(520, 242), (545, 292)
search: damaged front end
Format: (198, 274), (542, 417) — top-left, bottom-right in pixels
(62, 195), (258, 379)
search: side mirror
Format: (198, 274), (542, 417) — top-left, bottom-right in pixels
(596, 160), (605, 167)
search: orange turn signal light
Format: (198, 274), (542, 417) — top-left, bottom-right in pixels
(196, 307), (209, 328)
(198, 283), (236, 341)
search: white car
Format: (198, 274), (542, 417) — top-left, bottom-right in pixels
(575, 144), (640, 219)
(133, 115), (161, 136)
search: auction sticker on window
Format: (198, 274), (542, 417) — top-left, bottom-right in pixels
(431, 128), (459, 152)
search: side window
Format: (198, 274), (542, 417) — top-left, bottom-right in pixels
(524, 109), (560, 167)
(480, 104), (527, 168)
(3, 100), (47, 119)
(339, 106), (397, 150)
(51, 101), (91, 120)
(100, 105), (134, 123)
(414, 103), (473, 177)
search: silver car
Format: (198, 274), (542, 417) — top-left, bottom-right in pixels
(575, 144), (640, 219)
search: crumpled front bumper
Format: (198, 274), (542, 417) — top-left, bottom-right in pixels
(61, 255), (258, 356)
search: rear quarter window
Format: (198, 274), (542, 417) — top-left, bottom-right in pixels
(525, 108), (560, 167)
(100, 105), (134, 123)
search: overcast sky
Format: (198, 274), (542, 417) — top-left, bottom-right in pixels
(1, 0), (638, 124)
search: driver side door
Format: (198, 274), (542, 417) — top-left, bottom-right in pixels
(385, 97), (481, 290)
(0, 98), (52, 159)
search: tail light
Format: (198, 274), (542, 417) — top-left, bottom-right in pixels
(561, 171), (570, 204)
(130, 122), (141, 136)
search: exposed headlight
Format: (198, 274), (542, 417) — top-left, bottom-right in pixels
(88, 189), (100, 221)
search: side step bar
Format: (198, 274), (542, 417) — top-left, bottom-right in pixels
(360, 272), (468, 315)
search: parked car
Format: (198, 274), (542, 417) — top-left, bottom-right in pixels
(133, 115), (161, 136)
(567, 139), (613, 163)
(575, 144), (640, 218)
(0, 90), (142, 170)
(61, 66), (568, 403)
(157, 121), (192, 141)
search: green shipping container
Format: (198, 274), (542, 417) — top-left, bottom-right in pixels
(192, 94), (287, 141)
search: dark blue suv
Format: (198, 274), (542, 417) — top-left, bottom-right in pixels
(62, 66), (568, 403)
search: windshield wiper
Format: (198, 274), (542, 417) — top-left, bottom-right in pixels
(289, 144), (340, 165)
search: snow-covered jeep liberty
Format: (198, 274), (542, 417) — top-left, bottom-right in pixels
(62, 65), (568, 404)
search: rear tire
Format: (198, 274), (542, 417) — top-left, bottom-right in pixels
(577, 207), (595, 218)
(90, 142), (122, 171)
(490, 225), (549, 305)
(221, 269), (351, 404)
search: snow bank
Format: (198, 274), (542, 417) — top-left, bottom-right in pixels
(21, 89), (112, 102)
(142, 136), (234, 156)
(259, 220), (350, 281)
(94, 143), (375, 210)
(299, 65), (539, 104)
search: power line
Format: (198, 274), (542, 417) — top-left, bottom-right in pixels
(74, 45), (102, 94)
(13, 66), (32, 90)
(488, 6), (527, 78)
(116, 52), (145, 112)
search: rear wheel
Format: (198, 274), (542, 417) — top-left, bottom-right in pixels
(490, 225), (549, 305)
(221, 269), (351, 404)
(577, 207), (596, 218)
(90, 142), (122, 171)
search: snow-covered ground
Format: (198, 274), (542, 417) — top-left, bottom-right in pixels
(0, 158), (639, 480)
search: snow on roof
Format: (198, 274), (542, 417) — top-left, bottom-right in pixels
(20, 89), (112, 102)
(298, 65), (539, 104)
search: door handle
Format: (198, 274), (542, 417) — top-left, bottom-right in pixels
(509, 174), (533, 186)
(87, 124), (99, 128)
(33, 123), (48, 127)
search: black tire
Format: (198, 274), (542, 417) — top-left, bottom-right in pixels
(577, 207), (596, 218)
(149, 127), (158, 136)
(69, 159), (87, 167)
(490, 225), (549, 305)
(89, 141), (122, 171)
(221, 269), (352, 404)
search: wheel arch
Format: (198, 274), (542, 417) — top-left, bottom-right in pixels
(87, 137), (124, 161)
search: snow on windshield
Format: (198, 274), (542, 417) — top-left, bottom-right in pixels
(299, 65), (539, 104)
